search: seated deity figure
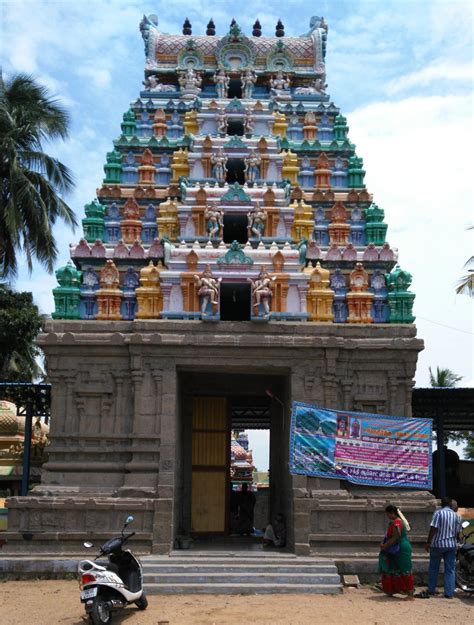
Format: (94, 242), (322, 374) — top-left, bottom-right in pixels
(194, 265), (221, 317)
(211, 148), (228, 184)
(216, 106), (228, 135)
(244, 106), (255, 135)
(213, 69), (230, 99)
(248, 267), (276, 318)
(142, 75), (175, 92)
(244, 149), (261, 184)
(242, 69), (257, 99)
(247, 203), (267, 239)
(269, 70), (291, 96)
(204, 205), (224, 239)
(178, 68), (202, 95)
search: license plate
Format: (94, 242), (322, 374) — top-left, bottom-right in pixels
(81, 587), (98, 601)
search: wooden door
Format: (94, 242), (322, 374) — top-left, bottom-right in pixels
(191, 397), (228, 534)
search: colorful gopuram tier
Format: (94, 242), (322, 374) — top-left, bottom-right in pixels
(53, 16), (415, 324)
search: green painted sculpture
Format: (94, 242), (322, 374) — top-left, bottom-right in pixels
(348, 155), (366, 188)
(386, 265), (415, 323)
(121, 109), (136, 137)
(103, 150), (122, 184)
(365, 203), (388, 245)
(82, 198), (105, 242)
(52, 261), (82, 319)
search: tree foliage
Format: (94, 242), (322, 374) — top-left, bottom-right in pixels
(0, 73), (76, 278)
(429, 366), (463, 388)
(0, 284), (43, 381)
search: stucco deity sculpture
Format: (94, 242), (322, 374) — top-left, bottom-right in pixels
(194, 265), (221, 317)
(204, 205), (224, 239)
(216, 106), (228, 135)
(294, 77), (327, 95)
(213, 69), (230, 99)
(142, 75), (176, 92)
(242, 69), (257, 99)
(178, 68), (202, 96)
(211, 148), (228, 183)
(244, 106), (255, 135)
(244, 149), (261, 183)
(269, 71), (291, 97)
(247, 203), (267, 239)
(248, 267), (275, 318)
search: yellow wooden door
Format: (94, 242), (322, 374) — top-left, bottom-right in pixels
(191, 397), (228, 534)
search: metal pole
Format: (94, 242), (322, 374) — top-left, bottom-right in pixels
(436, 404), (446, 500)
(20, 400), (33, 496)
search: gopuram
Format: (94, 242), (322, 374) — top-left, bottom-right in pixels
(5, 15), (435, 557)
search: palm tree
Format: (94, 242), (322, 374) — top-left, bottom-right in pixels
(0, 72), (77, 278)
(455, 226), (473, 297)
(429, 366), (463, 388)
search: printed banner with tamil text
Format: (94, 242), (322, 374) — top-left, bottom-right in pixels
(289, 402), (432, 488)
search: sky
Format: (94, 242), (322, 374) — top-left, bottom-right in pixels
(1, 0), (473, 468)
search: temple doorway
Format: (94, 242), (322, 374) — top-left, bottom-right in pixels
(227, 120), (244, 136)
(220, 283), (251, 321)
(178, 371), (290, 549)
(223, 214), (248, 244)
(228, 78), (243, 99)
(226, 159), (245, 185)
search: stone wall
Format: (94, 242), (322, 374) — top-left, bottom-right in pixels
(5, 320), (436, 556)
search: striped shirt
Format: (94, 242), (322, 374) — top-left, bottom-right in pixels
(430, 506), (462, 549)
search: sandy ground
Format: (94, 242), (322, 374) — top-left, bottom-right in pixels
(0, 580), (473, 625)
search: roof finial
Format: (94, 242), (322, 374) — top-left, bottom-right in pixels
(252, 19), (262, 37)
(230, 18), (236, 28)
(276, 19), (285, 37)
(206, 19), (216, 36)
(182, 18), (192, 35)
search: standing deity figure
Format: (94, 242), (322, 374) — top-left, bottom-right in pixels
(242, 69), (257, 99)
(178, 68), (202, 95)
(247, 202), (267, 239)
(248, 267), (275, 318)
(204, 205), (224, 239)
(213, 69), (230, 99)
(194, 265), (221, 317)
(244, 149), (261, 183)
(211, 148), (228, 184)
(269, 70), (291, 96)
(216, 106), (228, 135)
(243, 106), (255, 135)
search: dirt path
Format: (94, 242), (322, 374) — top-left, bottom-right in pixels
(1, 580), (472, 625)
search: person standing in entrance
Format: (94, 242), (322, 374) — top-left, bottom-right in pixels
(423, 496), (462, 598)
(237, 483), (256, 536)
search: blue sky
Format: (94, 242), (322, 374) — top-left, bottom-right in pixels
(1, 0), (473, 420)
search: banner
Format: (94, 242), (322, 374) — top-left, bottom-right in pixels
(289, 402), (432, 489)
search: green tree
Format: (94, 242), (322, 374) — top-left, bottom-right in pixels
(429, 366), (463, 388)
(0, 284), (43, 381)
(455, 226), (473, 297)
(0, 73), (76, 278)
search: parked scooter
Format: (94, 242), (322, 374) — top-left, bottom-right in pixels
(456, 520), (474, 593)
(78, 515), (148, 624)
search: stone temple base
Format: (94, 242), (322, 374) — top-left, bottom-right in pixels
(4, 320), (436, 556)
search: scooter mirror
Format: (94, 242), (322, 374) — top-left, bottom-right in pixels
(461, 521), (470, 529)
(83, 541), (94, 548)
(125, 515), (134, 525)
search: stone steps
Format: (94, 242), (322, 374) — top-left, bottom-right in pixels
(140, 555), (341, 594)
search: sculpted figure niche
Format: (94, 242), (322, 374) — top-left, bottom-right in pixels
(247, 202), (267, 239)
(194, 265), (221, 317)
(248, 267), (276, 319)
(204, 204), (224, 239)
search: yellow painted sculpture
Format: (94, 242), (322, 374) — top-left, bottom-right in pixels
(135, 261), (163, 319)
(157, 196), (179, 240)
(184, 110), (199, 135)
(290, 198), (315, 240)
(281, 150), (299, 184)
(171, 147), (190, 182)
(307, 262), (335, 322)
(346, 263), (374, 323)
(96, 260), (122, 320)
(272, 112), (287, 137)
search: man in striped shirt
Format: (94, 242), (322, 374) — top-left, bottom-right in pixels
(424, 496), (462, 598)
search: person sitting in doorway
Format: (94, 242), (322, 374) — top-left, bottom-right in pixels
(263, 513), (287, 548)
(237, 483), (256, 536)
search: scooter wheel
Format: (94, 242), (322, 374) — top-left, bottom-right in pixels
(135, 593), (148, 610)
(90, 598), (112, 624)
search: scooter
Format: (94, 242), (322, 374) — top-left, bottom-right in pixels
(78, 515), (148, 624)
(456, 520), (474, 593)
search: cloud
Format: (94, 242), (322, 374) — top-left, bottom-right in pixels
(386, 61), (474, 95)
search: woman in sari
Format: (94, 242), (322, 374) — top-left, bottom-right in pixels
(378, 504), (414, 599)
